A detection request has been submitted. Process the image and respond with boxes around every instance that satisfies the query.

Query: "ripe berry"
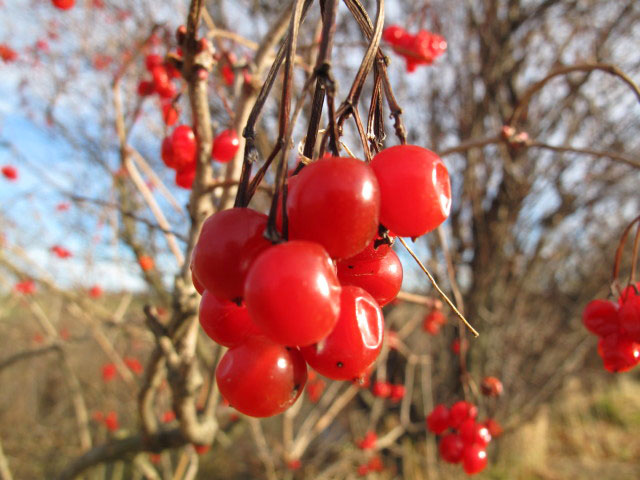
[619,288,640,342]
[102,363,117,382]
[52,0,75,10]
[462,444,488,475]
[145,54,163,71]
[300,286,384,380]
[191,264,205,295]
[371,381,392,398]
[422,309,447,335]
[582,299,619,337]
[480,376,503,397]
[89,285,103,298]
[390,384,406,402]
[438,433,464,463]
[459,418,492,447]
[598,333,640,373]
[161,137,177,169]
[382,25,409,44]
[370,145,451,237]
[305,378,325,403]
[162,102,179,126]
[215,336,307,417]
[426,404,450,434]
[175,164,196,189]
[245,241,341,346]
[343,233,393,263]
[104,411,119,431]
[357,431,377,450]
[337,248,403,306]
[137,80,155,97]
[193,208,270,302]
[287,156,380,259]
[484,418,503,438]
[170,125,197,169]
[449,401,478,429]
[138,255,154,271]
[199,291,261,348]
[211,129,240,163]
[1,165,18,181]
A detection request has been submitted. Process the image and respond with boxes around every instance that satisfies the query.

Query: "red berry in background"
[306,378,326,403]
[582,299,619,337]
[150,65,170,89]
[165,61,182,80]
[357,465,369,476]
[245,241,341,346]
[145,54,163,71]
[367,455,384,472]
[390,384,406,402]
[221,63,235,86]
[14,280,36,295]
[0,45,18,63]
[598,333,640,373]
[383,25,409,44]
[89,285,103,298]
[170,125,197,169]
[51,245,72,258]
[161,136,177,169]
[370,145,451,237]
[193,208,270,302]
[162,102,179,126]
[286,459,302,471]
[287,156,380,259]
[1,165,18,181]
[439,433,464,463]
[619,287,640,342]
[480,376,503,397]
[138,255,154,271]
[459,418,492,447]
[371,381,392,398]
[193,444,210,455]
[215,336,307,417]
[422,309,447,335]
[199,291,261,348]
[451,337,468,354]
[211,129,240,163]
[357,431,377,450]
[124,357,143,375]
[137,80,155,97]
[462,444,488,475]
[337,248,403,306]
[301,286,384,380]
[101,363,117,382]
[52,0,74,10]
[484,418,503,438]
[162,410,176,423]
[449,401,478,429]
[104,411,119,432]
[175,164,196,189]
[426,404,450,434]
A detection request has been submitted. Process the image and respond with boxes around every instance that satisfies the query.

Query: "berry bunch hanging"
[427,401,493,475]
[382,25,447,72]
[193,145,451,417]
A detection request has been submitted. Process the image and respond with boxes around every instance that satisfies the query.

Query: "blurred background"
[1,0,639,478]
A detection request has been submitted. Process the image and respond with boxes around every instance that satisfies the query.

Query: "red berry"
[480,376,503,397]
[462,444,488,475]
[343,233,393,263]
[449,401,477,429]
[598,333,640,373]
[161,136,177,169]
[162,102,179,126]
[305,378,326,403]
[211,129,240,163]
[459,418,492,447]
[215,336,307,417]
[1,165,18,181]
[52,0,74,10]
[287,157,380,259]
[357,431,377,450]
[89,285,103,298]
[199,291,261,347]
[175,164,196,189]
[138,255,154,271]
[367,455,384,472]
[438,433,464,463]
[426,404,450,434]
[193,208,270,302]
[124,357,143,375]
[382,25,409,45]
[337,248,403,306]
[104,411,119,431]
[423,309,446,334]
[484,418,503,438]
[301,286,384,380]
[221,63,235,86]
[371,381,392,398]
[145,54,163,71]
[137,80,155,97]
[357,465,369,476]
[170,125,197,169]
[151,65,170,89]
[582,299,619,337]
[370,145,451,237]
[193,444,210,455]
[245,241,341,346]
[619,288,640,342]
[102,363,117,382]
[390,384,406,402]
[191,263,205,295]
[14,280,36,295]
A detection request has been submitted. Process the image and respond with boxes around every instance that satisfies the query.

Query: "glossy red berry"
[245,241,341,346]
[598,333,640,373]
[449,401,478,429]
[462,444,488,475]
[191,264,205,295]
[193,208,270,302]
[1,165,18,181]
[480,376,503,397]
[439,433,464,463]
[422,309,446,335]
[459,418,492,447]
[301,286,384,380]
[52,0,75,10]
[215,336,307,417]
[426,404,450,434]
[582,299,619,337]
[175,164,196,189]
[170,125,197,169]
[390,384,406,402]
[145,54,163,71]
[343,233,393,263]
[287,156,380,259]
[357,431,377,450]
[382,25,409,45]
[199,290,261,347]
[211,129,240,163]
[337,248,403,306]
[371,381,392,398]
[370,145,451,237]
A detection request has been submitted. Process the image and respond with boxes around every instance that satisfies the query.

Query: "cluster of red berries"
[161,125,239,189]
[52,0,74,10]
[137,53,181,101]
[582,283,640,372]
[1,165,18,181]
[192,145,451,417]
[371,380,405,402]
[422,307,447,335]
[427,402,493,475]
[92,410,118,432]
[382,25,447,72]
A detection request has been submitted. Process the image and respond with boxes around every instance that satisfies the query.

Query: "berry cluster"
[422,307,447,335]
[382,25,447,72]
[582,283,640,372]
[427,402,493,475]
[137,53,181,101]
[193,145,451,417]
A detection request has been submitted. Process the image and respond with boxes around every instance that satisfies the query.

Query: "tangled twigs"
[397,237,479,337]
